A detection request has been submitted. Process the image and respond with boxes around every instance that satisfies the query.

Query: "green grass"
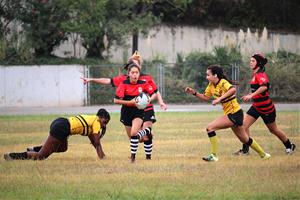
[0,111,299,200]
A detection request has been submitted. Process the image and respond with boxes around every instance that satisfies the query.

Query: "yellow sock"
[249,138,266,157]
[208,131,218,156]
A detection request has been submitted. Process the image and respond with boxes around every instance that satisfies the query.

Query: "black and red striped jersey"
[115,78,155,107]
[111,73,158,110]
[250,70,275,114]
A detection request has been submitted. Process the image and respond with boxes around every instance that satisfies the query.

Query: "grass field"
[0,111,299,200]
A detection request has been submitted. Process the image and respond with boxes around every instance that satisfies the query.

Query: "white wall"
[54,25,300,63]
[0,65,86,107]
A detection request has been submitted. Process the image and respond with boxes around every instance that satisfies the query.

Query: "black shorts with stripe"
[120,106,144,126]
[227,109,244,127]
[49,118,70,141]
[247,106,276,124]
[144,107,156,123]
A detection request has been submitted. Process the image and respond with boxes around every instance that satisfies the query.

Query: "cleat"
[146,155,151,160]
[130,154,136,163]
[4,153,13,161]
[233,149,249,156]
[262,153,271,160]
[285,143,296,155]
[4,152,27,160]
[202,154,218,162]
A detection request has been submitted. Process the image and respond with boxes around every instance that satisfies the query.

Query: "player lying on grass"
[185,65,271,162]
[114,62,156,162]
[4,109,110,160]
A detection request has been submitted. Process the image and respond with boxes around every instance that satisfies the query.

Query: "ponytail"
[207,65,232,84]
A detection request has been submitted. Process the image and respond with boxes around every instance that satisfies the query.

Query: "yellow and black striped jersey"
[68,115,101,136]
[204,79,241,115]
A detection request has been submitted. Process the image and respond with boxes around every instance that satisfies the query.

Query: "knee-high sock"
[137,127,152,139]
[208,131,217,156]
[246,138,266,157]
[130,135,139,156]
[144,140,152,158]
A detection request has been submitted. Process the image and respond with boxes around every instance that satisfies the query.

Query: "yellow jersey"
[68,115,101,136]
[204,79,241,115]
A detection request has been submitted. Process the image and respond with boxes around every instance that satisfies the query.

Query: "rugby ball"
[135,92,149,109]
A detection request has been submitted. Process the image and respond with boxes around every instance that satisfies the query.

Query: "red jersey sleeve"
[146,76,158,93]
[144,82,155,96]
[140,74,158,93]
[255,72,269,86]
[115,83,125,99]
[111,74,126,87]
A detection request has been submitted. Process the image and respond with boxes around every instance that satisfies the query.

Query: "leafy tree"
[0,0,22,38]
[62,0,161,59]
[18,0,69,57]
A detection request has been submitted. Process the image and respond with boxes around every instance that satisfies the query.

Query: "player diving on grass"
[81,51,167,160]
[185,65,271,162]
[4,109,110,160]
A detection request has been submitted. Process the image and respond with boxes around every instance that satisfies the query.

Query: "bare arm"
[114,98,136,107]
[88,134,105,159]
[242,85,267,102]
[81,77,111,85]
[185,87,210,101]
[148,93,157,104]
[156,91,167,110]
[212,87,236,106]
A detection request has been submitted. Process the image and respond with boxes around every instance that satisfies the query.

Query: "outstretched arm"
[88,134,105,159]
[81,77,111,85]
[185,87,210,101]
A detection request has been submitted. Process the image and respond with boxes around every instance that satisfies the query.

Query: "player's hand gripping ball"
[135,92,149,109]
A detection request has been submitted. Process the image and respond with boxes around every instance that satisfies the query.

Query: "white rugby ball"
[135,92,149,109]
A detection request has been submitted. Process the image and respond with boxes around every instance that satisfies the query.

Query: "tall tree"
[18,0,69,57]
[62,0,161,59]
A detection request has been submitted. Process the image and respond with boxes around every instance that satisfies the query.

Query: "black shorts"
[228,109,244,127]
[144,108,156,123]
[120,106,144,126]
[49,118,70,141]
[247,106,276,124]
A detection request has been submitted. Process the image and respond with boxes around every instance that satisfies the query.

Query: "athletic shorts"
[120,106,144,126]
[144,107,156,123]
[227,109,244,127]
[247,106,276,124]
[49,118,70,141]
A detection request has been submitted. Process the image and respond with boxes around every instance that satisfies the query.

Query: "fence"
[86,61,300,105]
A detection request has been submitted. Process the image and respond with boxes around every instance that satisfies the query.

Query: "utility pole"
[132,31,138,54]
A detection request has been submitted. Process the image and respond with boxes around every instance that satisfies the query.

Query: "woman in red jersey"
[114,62,157,162]
[234,53,296,155]
[81,52,167,160]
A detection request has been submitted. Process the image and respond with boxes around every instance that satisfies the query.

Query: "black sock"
[130,136,139,158]
[242,143,249,153]
[32,145,43,152]
[144,140,153,159]
[283,139,292,149]
[9,152,28,160]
